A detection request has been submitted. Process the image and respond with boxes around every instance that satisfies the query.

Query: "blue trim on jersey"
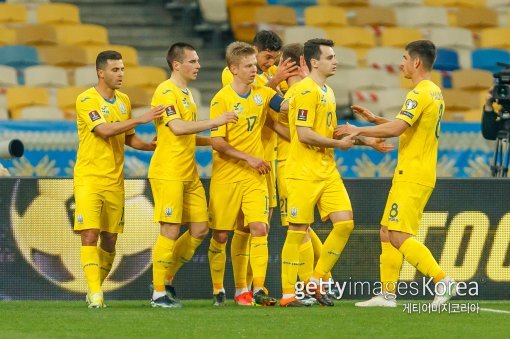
[269,94,284,112]
[231,85,251,99]
[103,96,116,104]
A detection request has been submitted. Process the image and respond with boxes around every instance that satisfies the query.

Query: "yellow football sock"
[152,235,176,292]
[380,241,403,294]
[97,247,116,285]
[309,228,332,280]
[208,238,227,294]
[398,238,445,283]
[281,230,307,294]
[165,231,203,285]
[250,235,269,290]
[246,260,253,289]
[298,238,314,282]
[231,230,250,289]
[313,220,354,279]
[81,246,101,294]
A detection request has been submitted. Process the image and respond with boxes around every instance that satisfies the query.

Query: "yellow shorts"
[74,186,124,233]
[266,159,277,209]
[277,160,289,226]
[380,181,433,236]
[286,176,352,225]
[149,176,208,224]
[209,176,269,231]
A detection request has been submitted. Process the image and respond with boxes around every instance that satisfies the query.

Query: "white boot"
[431,277,457,308]
[355,293,396,308]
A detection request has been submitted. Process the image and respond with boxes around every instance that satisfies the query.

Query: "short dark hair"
[96,50,122,70]
[226,41,256,67]
[405,40,436,71]
[166,42,196,71]
[303,38,334,71]
[252,30,282,52]
[282,43,303,65]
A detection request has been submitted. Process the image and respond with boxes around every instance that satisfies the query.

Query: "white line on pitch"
[480,307,510,314]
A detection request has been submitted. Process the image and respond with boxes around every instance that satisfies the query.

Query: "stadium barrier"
[1,178,508,300]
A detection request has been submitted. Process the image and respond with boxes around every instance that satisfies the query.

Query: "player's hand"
[351,105,377,124]
[275,57,299,83]
[215,111,238,127]
[150,136,157,149]
[335,132,358,150]
[365,137,395,153]
[246,156,271,175]
[334,123,358,139]
[139,105,165,123]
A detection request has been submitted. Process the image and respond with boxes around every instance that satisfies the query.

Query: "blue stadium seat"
[434,48,460,72]
[0,45,39,84]
[472,48,510,74]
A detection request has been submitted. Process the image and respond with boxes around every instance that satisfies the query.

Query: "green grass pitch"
[1,300,509,338]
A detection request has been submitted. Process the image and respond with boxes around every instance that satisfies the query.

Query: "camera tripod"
[491,130,510,177]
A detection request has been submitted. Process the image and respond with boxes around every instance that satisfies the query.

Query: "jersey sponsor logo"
[253,94,263,105]
[301,90,311,95]
[162,89,171,94]
[88,110,101,122]
[100,105,110,116]
[412,90,419,94]
[297,109,308,121]
[405,99,417,110]
[211,101,219,106]
[165,105,177,116]
[399,110,414,119]
[233,102,244,114]
[119,102,127,114]
[80,97,90,102]
[182,98,190,107]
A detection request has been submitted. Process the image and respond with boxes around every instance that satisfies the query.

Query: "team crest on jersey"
[253,94,263,106]
[100,105,110,116]
[76,214,84,224]
[297,109,308,121]
[290,207,298,218]
[405,99,417,110]
[88,110,101,122]
[165,207,173,217]
[166,105,177,116]
[119,102,126,114]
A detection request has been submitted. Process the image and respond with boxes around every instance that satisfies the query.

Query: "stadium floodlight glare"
[0,139,24,159]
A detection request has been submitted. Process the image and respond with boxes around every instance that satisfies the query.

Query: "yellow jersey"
[74,87,133,190]
[222,65,288,162]
[285,77,338,180]
[148,79,199,181]
[277,81,300,161]
[394,79,444,188]
[210,84,277,183]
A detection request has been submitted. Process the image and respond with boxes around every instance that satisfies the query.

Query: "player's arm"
[352,136,395,153]
[297,126,356,150]
[94,105,165,140]
[351,105,391,125]
[210,137,270,175]
[125,133,156,151]
[335,120,408,138]
[264,114,290,141]
[168,112,238,136]
[196,135,211,146]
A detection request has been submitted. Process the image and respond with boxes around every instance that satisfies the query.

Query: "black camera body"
[483,63,510,140]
